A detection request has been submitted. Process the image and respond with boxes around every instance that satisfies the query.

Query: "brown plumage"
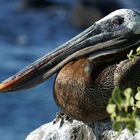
[54,58,116,122]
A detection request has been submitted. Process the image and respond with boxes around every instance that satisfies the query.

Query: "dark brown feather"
[54,58,118,122]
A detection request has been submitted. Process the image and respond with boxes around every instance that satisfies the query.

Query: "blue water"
[0,0,79,139]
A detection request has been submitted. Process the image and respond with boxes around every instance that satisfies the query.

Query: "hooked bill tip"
[0,83,4,91]
[0,83,9,92]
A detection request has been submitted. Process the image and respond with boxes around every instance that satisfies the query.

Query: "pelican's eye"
[112,16,124,25]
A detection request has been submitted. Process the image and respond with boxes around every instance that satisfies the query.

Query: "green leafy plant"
[107,47,140,132]
[127,46,140,63]
[107,87,140,132]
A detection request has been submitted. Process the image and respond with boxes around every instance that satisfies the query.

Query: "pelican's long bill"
[1,9,140,92]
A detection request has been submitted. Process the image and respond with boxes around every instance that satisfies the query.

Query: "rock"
[25,113,140,140]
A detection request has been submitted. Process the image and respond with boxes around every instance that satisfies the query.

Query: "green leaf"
[111,112,117,120]
[123,100,130,112]
[112,87,122,110]
[136,101,140,108]
[124,88,133,100]
[135,118,140,130]
[126,121,135,131]
[137,87,140,92]
[135,92,140,101]
[136,52,140,56]
[127,50,133,59]
[136,47,140,53]
[113,121,122,132]
[123,88,133,111]
[108,98,114,104]
[130,97,134,106]
[106,104,116,114]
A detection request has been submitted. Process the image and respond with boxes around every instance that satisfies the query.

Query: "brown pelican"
[0,9,140,122]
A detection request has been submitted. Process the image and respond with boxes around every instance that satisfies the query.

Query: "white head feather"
[96,9,140,34]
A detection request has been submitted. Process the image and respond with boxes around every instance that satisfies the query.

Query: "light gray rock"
[26,113,140,140]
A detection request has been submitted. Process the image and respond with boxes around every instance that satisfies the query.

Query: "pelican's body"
[1,9,140,122]
[55,58,117,122]
[54,55,140,122]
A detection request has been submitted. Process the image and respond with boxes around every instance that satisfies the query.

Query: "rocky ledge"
[26,113,140,140]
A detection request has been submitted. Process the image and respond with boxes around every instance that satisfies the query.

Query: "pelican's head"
[97,9,140,34]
